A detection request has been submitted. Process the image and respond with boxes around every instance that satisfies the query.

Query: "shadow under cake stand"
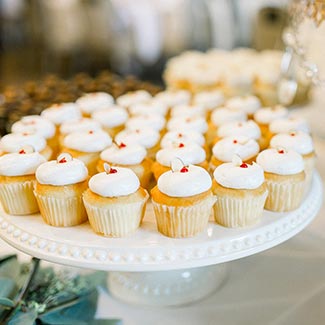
[0,172,323,306]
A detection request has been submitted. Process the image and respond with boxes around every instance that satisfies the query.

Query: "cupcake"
[125,115,165,133]
[0,146,46,215]
[151,159,216,238]
[91,106,128,137]
[75,92,114,117]
[152,142,208,180]
[167,116,208,134]
[97,142,152,188]
[160,130,205,148]
[128,100,168,117]
[59,118,102,147]
[256,148,305,212]
[116,90,152,108]
[115,127,161,160]
[41,103,81,126]
[61,129,112,175]
[34,153,88,226]
[269,117,310,136]
[210,136,260,171]
[192,90,224,111]
[11,115,56,157]
[270,131,315,190]
[0,132,52,160]
[83,164,149,237]
[154,90,191,108]
[170,104,206,118]
[225,95,261,118]
[212,156,268,227]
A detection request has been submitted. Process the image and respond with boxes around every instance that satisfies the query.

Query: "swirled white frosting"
[270,131,314,155]
[212,136,259,162]
[192,90,225,110]
[157,165,212,197]
[89,167,140,197]
[156,143,206,167]
[256,148,304,175]
[116,90,152,108]
[253,105,288,125]
[36,158,88,186]
[92,106,128,128]
[211,107,247,127]
[170,104,206,118]
[154,90,191,107]
[41,103,81,125]
[226,96,261,115]
[115,128,160,149]
[167,116,208,134]
[160,131,205,148]
[0,152,46,176]
[125,115,165,131]
[60,118,102,135]
[213,161,265,189]
[269,117,310,134]
[76,92,114,114]
[100,143,146,165]
[128,100,168,116]
[217,120,261,140]
[0,133,46,153]
[63,130,112,152]
[11,116,55,139]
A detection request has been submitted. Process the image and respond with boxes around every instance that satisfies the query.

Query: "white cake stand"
[0,173,323,306]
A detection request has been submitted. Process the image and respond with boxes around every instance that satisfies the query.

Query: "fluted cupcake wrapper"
[83,194,148,237]
[152,196,217,238]
[213,191,268,228]
[0,180,39,215]
[34,192,87,227]
[264,178,305,212]
[304,155,316,192]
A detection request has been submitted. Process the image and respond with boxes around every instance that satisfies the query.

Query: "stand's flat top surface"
[0,172,322,271]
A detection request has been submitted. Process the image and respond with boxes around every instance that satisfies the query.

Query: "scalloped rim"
[0,172,322,271]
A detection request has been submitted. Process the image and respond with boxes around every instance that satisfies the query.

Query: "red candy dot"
[59,157,67,163]
[180,166,189,173]
[278,149,285,154]
[240,163,248,168]
[178,143,185,148]
[135,129,140,133]
[119,142,127,148]
[88,130,94,134]
[19,149,26,154]
[109,168,117,174]
[22,133,29,136]
[185,118,191,123]
[178,133,183,138]
[238,123,242,127]
[290,132,296,137]
[233,139,238,144]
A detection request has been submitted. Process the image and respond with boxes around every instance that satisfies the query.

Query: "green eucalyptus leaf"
[0,297,15,308]
[0,255,17,265]
[90,320,123,325]
[0,278,16,298]
[7,309,38,325]
[0,256,20,279]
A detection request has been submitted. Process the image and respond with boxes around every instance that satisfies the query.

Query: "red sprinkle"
[185,118,191,123]
[238,123,243,127]
[22,133,29,136]
[278,149,285,154]
[233,140,238,144]
[19,149,26,154]
[178,133,183,138]
[178,143,185,148]
[119,142,126,148]
[240,163,248,168]
[135,129,140,133]
[109,168,117,174]
[180,166,189,173]
[59,157,67,163]
[88,130,94,134]
[290,132,296,136]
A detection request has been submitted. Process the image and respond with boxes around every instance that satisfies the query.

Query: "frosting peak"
[41,103,81,125]
[76,92,114,114]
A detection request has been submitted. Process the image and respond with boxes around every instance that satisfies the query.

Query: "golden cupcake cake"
[83,164,149,237]
[256,148,305,212]
[212,156,268,227]
[34,153,88,226]
[151,159,216,238]
[0,146,46,215]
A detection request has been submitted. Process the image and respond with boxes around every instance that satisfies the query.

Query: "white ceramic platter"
[0,173,323,272]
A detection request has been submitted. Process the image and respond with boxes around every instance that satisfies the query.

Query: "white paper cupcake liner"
[213,191,268,228]
[34,192,87,227]
[0,180,39,215]
[83,194,148,237]
[152,196,217,238]
[264,177,305,212]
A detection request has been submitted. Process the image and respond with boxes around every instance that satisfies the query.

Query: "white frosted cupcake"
[83,164,149,237]
[125,115,165,133]
[170,104,206,118]
[115,127,161,160]
[128,100,168,117]
[256,148,305,212]
[154,90,191,108]
[167,116,208,134]
[61,129,112,175]
[151,160,216,238]
[269,117,310,136]
[192,90,224,111]
[0,146,46,215]
[0,132,52,160]
[210,136,260,171]
[160,130,205,148]
[116,90,152,108]
[212,156,268,227]
[34,153,88,227]
[41,103,81,126]
[76,92,114,117]
[226,95,261,117]
[152,142,208,180]
[97,142,152,188]
[270,131,315,190]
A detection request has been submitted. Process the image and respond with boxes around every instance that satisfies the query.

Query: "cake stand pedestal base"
[108,264,228,306]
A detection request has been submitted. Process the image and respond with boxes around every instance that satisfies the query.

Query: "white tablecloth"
[1,93,325,325]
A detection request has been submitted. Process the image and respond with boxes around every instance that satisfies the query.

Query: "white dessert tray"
[0,172,323,272]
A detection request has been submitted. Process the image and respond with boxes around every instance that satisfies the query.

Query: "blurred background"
[0,0,288,87]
